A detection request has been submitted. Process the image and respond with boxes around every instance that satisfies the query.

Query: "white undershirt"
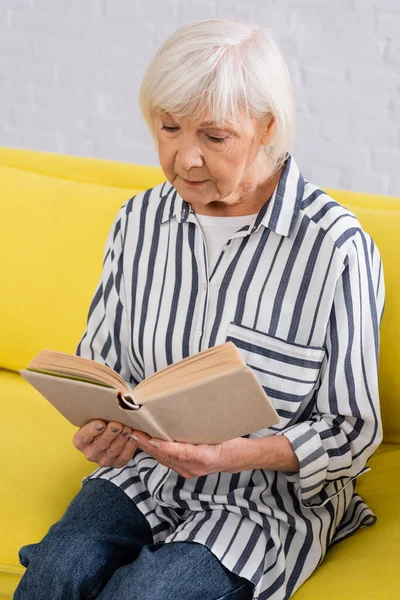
[195,213,258,273]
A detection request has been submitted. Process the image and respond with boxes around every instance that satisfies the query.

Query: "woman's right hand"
[73,419,138,468]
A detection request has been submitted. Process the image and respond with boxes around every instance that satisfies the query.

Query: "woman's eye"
[207,135,226,144]
[161,125,179,132]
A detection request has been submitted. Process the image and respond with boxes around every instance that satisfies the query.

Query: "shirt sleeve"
[282,229,385,507]
[75,205,134,385]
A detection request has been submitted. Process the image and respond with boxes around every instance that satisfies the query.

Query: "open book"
[20,342,279,444]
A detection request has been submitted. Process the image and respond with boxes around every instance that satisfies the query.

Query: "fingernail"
[95,424,105,431]
[121,430,128,437]
[149,440,160,448]
[111,427,121,433]
[129,434,139,442]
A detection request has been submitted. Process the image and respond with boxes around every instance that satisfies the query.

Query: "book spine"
[119,393,141,410]
[133,405,174,442]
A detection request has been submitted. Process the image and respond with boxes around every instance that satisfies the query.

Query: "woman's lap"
[14,478,254,600]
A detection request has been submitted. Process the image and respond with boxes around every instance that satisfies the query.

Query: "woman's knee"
[15,533,115,600]
[97,542,254,600]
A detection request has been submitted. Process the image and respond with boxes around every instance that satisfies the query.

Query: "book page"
[27,349,130,392]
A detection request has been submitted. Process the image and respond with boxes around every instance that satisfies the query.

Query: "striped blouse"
[76,155,385,600]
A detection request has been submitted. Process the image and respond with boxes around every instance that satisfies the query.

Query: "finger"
[73,420,107,451]
[91,421,124,452]
[105,426,133,459]
[111,437,138,468]
[148,439,198,462]
[97,433,136,468]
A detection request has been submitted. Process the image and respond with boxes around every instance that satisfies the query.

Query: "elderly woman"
[15,18,384,600]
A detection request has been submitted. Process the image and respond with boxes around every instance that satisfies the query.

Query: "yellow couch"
[0,147,399,600]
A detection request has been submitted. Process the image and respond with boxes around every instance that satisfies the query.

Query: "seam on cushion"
[0,163,143,191]
[0,563,25,576]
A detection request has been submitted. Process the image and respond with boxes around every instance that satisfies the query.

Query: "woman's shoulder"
[299,179,365,254]
[111,180,176,231]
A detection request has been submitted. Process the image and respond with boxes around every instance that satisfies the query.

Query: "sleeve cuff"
[282,423,369,508]
[282,423,329,506]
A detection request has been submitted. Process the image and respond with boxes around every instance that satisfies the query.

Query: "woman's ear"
[261,115,276,146]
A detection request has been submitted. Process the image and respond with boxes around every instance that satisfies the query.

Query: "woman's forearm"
[236,435,300,473]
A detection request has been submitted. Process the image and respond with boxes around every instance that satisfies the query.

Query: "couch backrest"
[1,148,399,443]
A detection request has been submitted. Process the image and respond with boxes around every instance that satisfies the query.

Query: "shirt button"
[222,244,229,251]
[195,330,202,339]
[202,283,208,292]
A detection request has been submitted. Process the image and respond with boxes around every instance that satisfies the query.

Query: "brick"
[0,81,33,106]
[348,95,390,120]
[319,117,350,143]
[7,0,32,7]
[34,0,103,13]
[14,105,85,133]
[63,137,97,159]
[293,8,375,38]
[0,56,56,85]
[106,0,177,20]
[385,40,400,67]
[32,36,89,63]
[31,85,97,114]
[321,116,399,147]
[305,164,345,191]
[308,88,353,118]
[93,67,140,95]
[287,0,353,6]
[95,92,138,121]
[297,141,370,171]
[371,0,400,9]
[390,98,400,120]
[387,176,400,198]
[0,32,34,58]
[0,104,15,129]
[175,0,217,24]
[221,1,280,25]
[83,115,142,141]
[348,68,400,94]
[302,67,347,87]
[93,140,136,163]
[9,7,80,38]
[294,114,319,140]
[345,169,389,196]
[77,14,144,51]
[372,148,400,173]
[296,13,383,67]
[0,8,10,30]
[0,126,19,148]
[376,14,400,39]
[14,128,66,153]
[55,62,97,89]
[292,82,309,115]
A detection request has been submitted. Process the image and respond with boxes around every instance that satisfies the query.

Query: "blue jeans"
[14,479,254,600]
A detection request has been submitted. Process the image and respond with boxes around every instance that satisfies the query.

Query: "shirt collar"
[158,155,305,239]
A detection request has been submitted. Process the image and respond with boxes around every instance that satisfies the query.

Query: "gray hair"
[139,18,295,171]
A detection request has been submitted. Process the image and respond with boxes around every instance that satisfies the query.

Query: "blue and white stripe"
[76,155,384,600]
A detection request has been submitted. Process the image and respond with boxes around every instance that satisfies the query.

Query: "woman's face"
[155,109,276,215]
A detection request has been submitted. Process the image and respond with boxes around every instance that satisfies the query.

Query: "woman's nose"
[175,144,204,171]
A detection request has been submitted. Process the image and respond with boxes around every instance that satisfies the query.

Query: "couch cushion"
[330,201,400,443]
[0,147,165,190]
[1,369,400,599]
[293,442,400,599]
[0,369,94,596]
[0,164,161,373]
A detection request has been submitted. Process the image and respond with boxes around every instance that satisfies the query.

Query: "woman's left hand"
[130,430,254,478]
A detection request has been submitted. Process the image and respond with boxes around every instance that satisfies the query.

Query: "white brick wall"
[1,0,400,196]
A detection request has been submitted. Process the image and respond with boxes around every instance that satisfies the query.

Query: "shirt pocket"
[225,322,325,434]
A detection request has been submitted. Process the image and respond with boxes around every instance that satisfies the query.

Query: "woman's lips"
[182,178,207,186]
